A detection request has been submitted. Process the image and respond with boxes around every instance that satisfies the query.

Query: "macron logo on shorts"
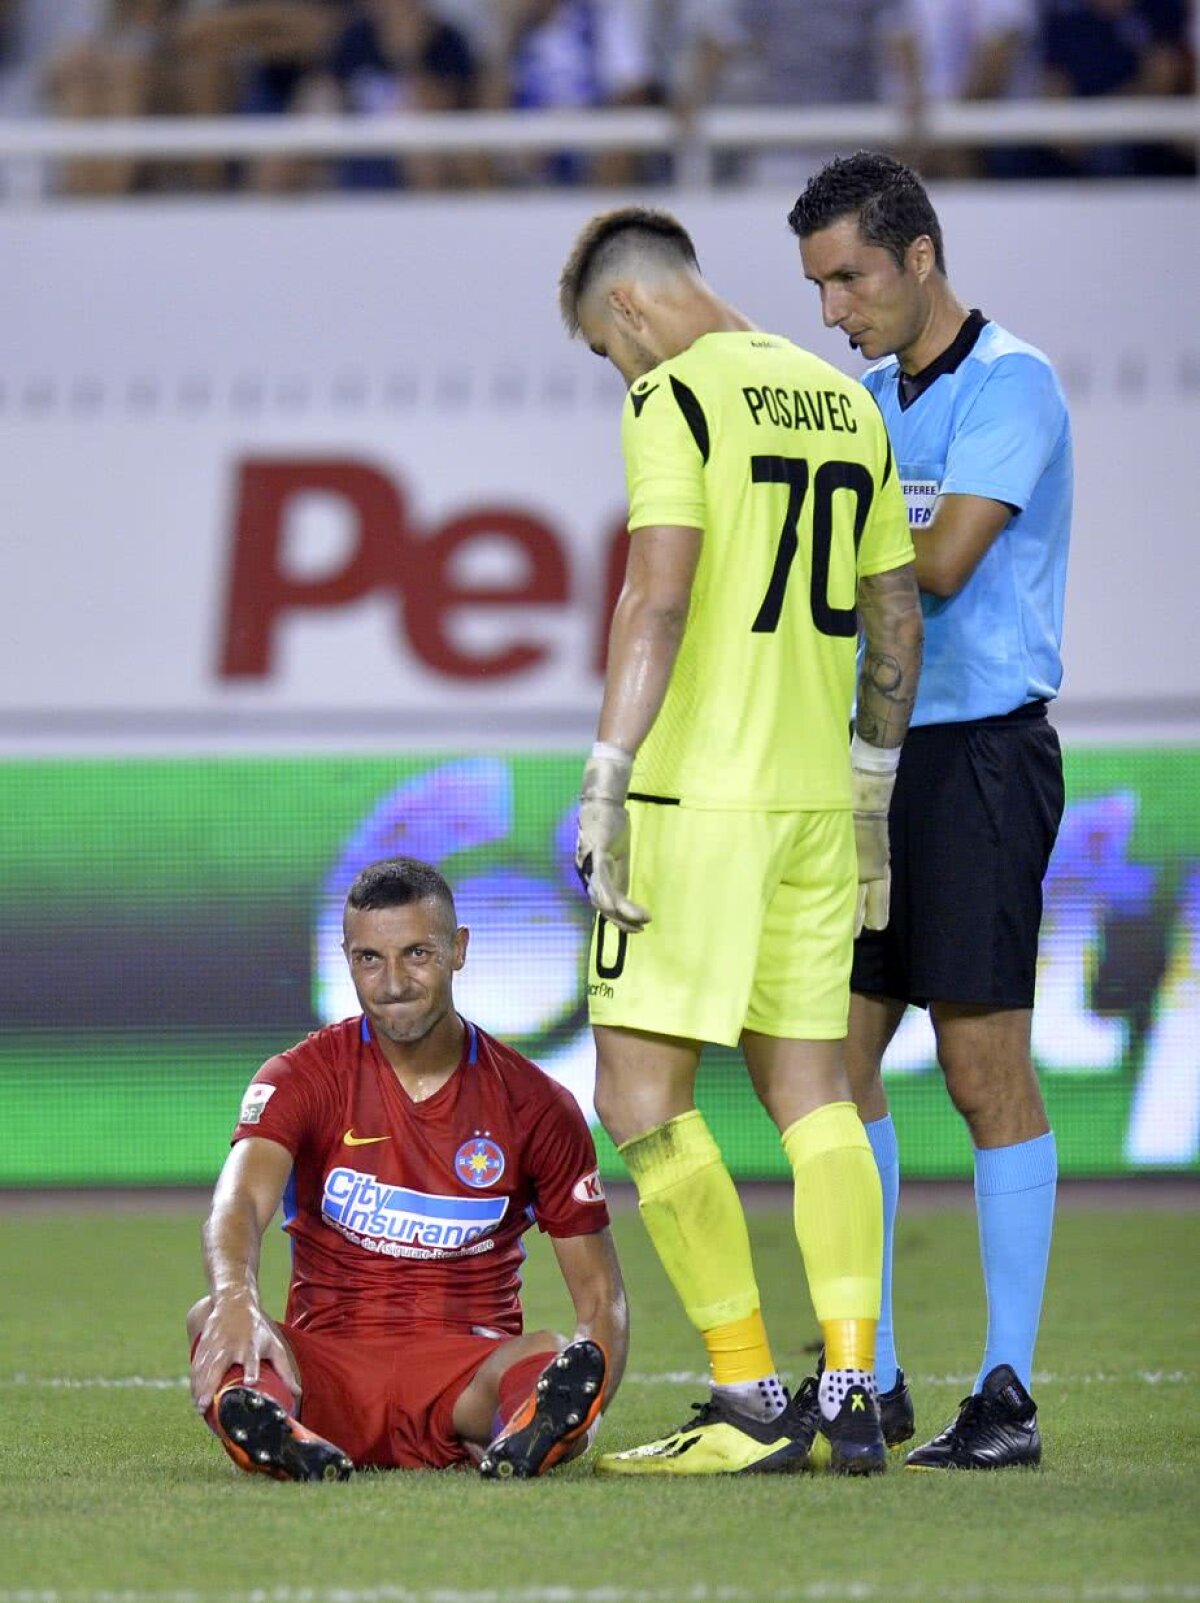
[322,1167,508,1253]
[572,1169,606,1204]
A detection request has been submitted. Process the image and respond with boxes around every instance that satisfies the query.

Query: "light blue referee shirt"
[863,312,1072,726]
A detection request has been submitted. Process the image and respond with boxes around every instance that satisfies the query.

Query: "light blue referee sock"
[974,1131,1058,1393]
[864,1114,900,1393]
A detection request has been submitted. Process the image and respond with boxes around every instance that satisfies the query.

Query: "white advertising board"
[4,185,1198,744]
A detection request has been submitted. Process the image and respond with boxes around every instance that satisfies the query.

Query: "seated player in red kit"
[188,856,628,1480]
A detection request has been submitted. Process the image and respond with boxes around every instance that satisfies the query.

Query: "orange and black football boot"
[478,1340,607,1480]
[215,1384,353,1482]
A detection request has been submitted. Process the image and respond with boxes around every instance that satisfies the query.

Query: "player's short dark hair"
[559,206,700,335]
[786,151,946,275]
[344,858,457,921]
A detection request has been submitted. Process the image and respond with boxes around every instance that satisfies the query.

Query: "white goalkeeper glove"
[576,744,651,934]
[850,734,901,937]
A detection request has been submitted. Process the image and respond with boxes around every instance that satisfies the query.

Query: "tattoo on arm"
[855,563,924,749]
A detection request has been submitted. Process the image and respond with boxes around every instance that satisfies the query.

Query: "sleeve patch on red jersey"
[238,1083,276,1125]
[572,1169,606,1204]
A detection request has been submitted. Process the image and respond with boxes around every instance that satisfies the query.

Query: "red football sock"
[493,1349,558,1437]
[202,1361,298,1438]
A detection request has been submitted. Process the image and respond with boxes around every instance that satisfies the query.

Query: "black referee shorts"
[851,701,1065,1009]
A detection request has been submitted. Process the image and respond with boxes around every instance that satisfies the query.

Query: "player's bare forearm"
[553,1229,630,1399]
[192,1193,272,1409]
[193,1140,301,1407]
[586,1264,631,1398]
[576,1295,629,1402]
[596,525,700,755]
[856,562,924,749]
[597,592,686,754]
[203,1189,267,1306]
[202,1137,292,1306]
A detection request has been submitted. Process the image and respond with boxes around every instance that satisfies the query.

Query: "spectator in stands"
[43,0,174,195]
[884,0,1041,177]
[672,0,903,186]
[1040,0,1194,176]
[175,1,478,191]
[312,0,479,190]
[0,0,19,69]
[1,1,99,118]
[482,0,655,186]
[173,2,348,190]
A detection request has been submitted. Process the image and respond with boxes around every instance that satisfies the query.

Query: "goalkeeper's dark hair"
[345,857,457,921]
[559,207,701,335]
[787,151,946,275]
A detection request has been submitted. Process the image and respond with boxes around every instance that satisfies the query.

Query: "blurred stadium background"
[2,0,1199,1191]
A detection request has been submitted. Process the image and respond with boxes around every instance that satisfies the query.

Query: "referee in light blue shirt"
[788,152,1071,1471]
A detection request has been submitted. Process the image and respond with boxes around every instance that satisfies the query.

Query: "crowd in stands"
[0,0,1193,194]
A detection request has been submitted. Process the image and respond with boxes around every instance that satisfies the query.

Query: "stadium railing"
[0,97,1196,196]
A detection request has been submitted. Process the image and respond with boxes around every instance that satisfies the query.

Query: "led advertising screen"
[1,749,1196,1185]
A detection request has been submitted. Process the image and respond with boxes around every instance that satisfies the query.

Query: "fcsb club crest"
[455,1136,506,1189]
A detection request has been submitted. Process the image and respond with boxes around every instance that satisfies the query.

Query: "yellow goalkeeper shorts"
[585,804,856,1047]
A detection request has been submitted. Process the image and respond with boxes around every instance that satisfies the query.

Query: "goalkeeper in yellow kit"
[558,208,924,1475]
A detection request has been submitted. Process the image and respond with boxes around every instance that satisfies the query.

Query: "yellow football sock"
[621,1112,774,1381]
[821,1317,878,1373]
[782,1101,883,1372]
[703,1309,778,1387]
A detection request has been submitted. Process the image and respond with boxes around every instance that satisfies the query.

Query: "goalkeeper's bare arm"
[855,563,924,753]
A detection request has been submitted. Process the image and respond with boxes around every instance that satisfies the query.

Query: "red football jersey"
[232,1016,609,1339]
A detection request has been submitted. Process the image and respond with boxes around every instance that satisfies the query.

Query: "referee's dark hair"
[345,857,456,920]
[559,207,701,336]
[787,151,946,276]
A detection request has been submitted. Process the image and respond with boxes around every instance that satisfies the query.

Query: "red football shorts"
[281,1324,504,1469]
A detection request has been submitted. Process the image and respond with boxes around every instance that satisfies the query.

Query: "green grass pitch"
[1,1193,1196,1603]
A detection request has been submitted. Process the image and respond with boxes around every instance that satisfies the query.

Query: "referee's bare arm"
[855,563,924,750]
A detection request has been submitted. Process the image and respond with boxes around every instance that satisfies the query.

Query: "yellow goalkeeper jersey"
[621,330,913,809]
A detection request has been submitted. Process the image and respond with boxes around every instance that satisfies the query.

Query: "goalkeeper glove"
[576,744,651,934]
[850,734,900,936]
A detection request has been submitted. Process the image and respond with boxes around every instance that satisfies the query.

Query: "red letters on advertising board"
[220,458,626,681]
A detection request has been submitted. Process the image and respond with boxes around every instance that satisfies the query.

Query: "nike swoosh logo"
[343,1129,390,1147]
[630,383,659,418]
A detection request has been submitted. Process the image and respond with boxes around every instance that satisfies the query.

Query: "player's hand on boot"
[576,748,650,935]
[191,1290,301,1412]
